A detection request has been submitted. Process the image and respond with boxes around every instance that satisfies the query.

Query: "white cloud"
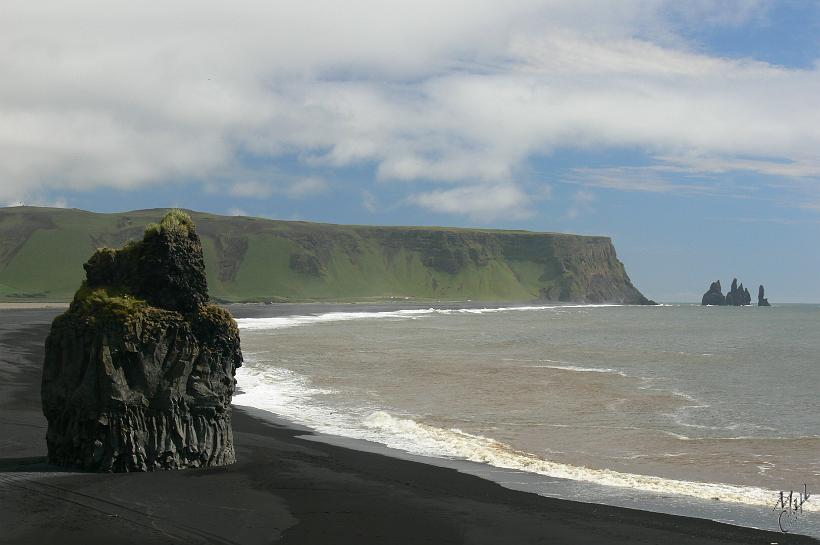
[227,207,248,217]
[657,154,820,178]
[285,176,329,199]
[227,177,328,200]
[568,166,717,194]
[230,181,274,199]
[6,196,69,208]
[3,0,818,211]
[408,183,533,221]
[667,0,770,28]
[567,154,820,199]
[566,190,596,219]
[362,190,378,213]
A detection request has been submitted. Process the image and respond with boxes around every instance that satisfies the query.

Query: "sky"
[2,0,820,302]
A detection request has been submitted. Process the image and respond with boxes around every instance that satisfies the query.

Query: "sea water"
[233,303,820,537]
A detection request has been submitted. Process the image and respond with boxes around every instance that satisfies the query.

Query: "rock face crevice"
[42,211,242,471]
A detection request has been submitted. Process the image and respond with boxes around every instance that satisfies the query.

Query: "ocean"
[233,303,820,537]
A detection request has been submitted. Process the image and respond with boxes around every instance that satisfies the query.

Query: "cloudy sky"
[2,0,820,301]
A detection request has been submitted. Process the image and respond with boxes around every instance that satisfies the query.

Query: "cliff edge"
[41,211,242,471]
[0,207,654,304]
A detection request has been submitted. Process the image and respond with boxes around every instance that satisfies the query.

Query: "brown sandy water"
[235,303,820,529]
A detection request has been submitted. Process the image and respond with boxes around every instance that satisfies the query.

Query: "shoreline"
[1,308,817,544]
[0,302,70,310]
[240,400,820,535]
[0,298,652,311]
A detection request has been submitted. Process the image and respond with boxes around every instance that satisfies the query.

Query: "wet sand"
[1,307,816,545]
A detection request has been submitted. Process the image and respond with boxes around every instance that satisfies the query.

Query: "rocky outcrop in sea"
[701,281,726,306]
[758,285,771,306]
[701,278,769,306]
[724,279,752,306]
[41,211,242,472]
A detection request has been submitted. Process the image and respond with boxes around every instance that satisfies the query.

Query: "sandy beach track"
[0,472,252,545]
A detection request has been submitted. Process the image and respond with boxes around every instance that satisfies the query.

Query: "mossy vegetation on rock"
[42,211,242,472]
[82,209,208,312]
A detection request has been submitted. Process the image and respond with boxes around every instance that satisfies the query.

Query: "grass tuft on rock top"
[80,209,209,312]
[143,209,193,241]
[59,210,211,326]
[160,209,194,236]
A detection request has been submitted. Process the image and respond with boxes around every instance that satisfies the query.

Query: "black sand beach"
[1,308,816,545]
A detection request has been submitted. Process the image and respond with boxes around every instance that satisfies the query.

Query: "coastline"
[0,302,69,310]
[1,308,816,544]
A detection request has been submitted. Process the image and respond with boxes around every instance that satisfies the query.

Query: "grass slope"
[0,207,650,304]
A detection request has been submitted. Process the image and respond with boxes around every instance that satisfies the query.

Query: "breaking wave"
[529,361,629,377]
[359,411,818,512]
[234,362,818,513]
[236,304,621,331]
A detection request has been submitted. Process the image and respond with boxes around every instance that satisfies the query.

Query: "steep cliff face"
[1,207,653,304]
[546,235,652,304]
[317,228,652,304]
[41,211,242,471]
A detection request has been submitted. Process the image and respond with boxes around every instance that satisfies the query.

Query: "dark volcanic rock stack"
[42,211,242,472]
[758,285,771,306]
[724,278,752,306]
[701,280,726,306]
[701,277,767,306]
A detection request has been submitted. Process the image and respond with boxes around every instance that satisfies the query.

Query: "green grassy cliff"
[0,207,652,304]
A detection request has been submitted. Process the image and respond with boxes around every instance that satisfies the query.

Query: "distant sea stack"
[758,285,771,306]
[701,281,726,306]
[701,278,770,306]
[41,211,242,472]
[724,278,752,306]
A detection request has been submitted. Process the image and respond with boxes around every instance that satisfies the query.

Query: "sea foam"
[234,362,817,513]
[236,304,620,331]
[234,304,818,514]
[529,361,629,377]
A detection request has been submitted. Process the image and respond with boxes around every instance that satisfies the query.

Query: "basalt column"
[41,211,242,472]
